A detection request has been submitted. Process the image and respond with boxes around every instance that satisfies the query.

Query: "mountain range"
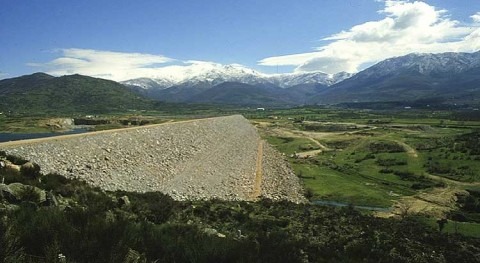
[311,51,480,105]
[122,63,351,89]
[121,51,480,106]
[2,51,480,112]
[121,63,351,105]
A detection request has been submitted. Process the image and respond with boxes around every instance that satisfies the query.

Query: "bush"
[379,168,393,174]
[5,155,29,166]
[18,186,41,203]
[376,158,407,167]
[20,162,41,179]
[368,141,405,153]
[304,188,314,199]
[125,192,176,224]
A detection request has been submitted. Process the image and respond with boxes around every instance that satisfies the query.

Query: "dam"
[1,115,305,203]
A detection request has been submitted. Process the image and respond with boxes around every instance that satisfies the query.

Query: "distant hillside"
[311,52,480,106]
[189,82,297,106]
[4,51,480,112]
[121,63,351,105]
[123,51,480,107]
[0,73,155,115]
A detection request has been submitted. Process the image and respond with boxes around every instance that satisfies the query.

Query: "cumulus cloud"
[28,48,176,81]
[472,12,480,23]
[28,49,260,82]
[259,0,480,74]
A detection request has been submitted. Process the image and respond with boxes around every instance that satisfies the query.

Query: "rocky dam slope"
[1,115,305,203]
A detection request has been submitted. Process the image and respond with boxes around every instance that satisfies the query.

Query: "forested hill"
[0,73,155,115]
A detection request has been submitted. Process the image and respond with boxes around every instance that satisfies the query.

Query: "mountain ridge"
[3,51,480,109]
[310,51,480,105]
[121,63,352,90]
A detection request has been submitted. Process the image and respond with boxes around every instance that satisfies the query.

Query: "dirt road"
[250,141,264,200]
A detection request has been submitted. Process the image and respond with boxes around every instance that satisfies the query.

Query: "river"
[0,128,89,143]
[312,200,391,212]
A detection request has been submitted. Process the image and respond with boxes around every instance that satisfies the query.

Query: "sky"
[1,0,479,81]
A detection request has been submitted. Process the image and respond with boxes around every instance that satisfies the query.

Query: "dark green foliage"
[0,218,27,262]
[301,123,357,132]
[354,153,375,163]
[368,141,405,153]
[0,169,479,262]
[121,191,175,224]
[0,73,156,115]
[462,190,480,213]
[39,173,70,191]
[455,131,480,155]
[376,158,407,167]
[391,171,444,189]
[17,186,41,203]
[449,190,480,223]
[379,168,394,174]
[278,137,294,143]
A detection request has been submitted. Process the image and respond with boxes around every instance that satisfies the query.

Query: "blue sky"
[1,0,479,81]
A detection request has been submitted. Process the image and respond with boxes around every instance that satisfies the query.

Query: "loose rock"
[1,115,305,202]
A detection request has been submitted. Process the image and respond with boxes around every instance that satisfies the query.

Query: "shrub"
[376,158,407,167]
[368,141,404,153]
[20,162,41,179]
[18,186,41,203]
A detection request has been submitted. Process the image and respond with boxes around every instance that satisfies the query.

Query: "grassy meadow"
[251,107,480,236]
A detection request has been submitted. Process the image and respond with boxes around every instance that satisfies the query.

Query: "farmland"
[251,107,480,235]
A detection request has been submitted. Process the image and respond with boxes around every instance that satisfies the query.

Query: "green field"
[415,216,480,238]
[253,107,480,229]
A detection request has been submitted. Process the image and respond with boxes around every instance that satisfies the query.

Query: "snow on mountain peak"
[364,51,480,78]
[121,62,352,90]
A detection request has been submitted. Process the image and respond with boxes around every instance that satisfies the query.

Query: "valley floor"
[251,107,480,237]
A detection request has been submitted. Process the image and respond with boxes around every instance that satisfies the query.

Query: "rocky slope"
[1,115,306,203]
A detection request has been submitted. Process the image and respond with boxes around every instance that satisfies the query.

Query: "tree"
[436,218,448,232]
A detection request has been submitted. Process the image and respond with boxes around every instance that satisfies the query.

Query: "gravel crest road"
[1,115,305,202]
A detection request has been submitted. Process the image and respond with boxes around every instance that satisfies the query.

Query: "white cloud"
[259,0,480,74]
[28,48,176,81]
[28,49,261,82]
[472,12,480,23]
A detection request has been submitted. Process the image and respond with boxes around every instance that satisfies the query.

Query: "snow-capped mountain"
[358,51,480,79]
[121,63,270,89]
[122,78,175,90]
[122,51,480,106]
[311,51,480,105]
[177,64,271,87]
[268,71,353,88]
[121,63,352,90]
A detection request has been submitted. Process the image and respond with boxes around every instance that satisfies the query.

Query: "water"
[0,128,89,143]
[312,200,391,212]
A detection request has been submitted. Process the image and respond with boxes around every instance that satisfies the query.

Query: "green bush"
[18,186,41,203]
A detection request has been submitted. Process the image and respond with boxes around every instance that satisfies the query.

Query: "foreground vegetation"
[1,153,479,263]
